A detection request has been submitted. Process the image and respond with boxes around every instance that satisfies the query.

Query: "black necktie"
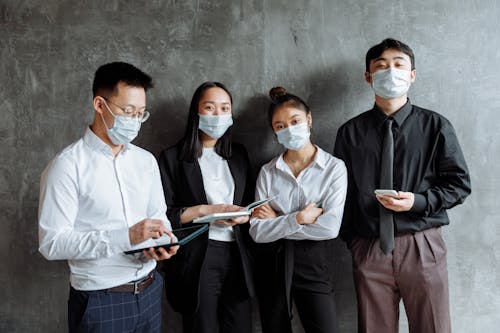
[379,119,394,255]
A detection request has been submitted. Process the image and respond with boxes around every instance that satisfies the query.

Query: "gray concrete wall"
[1,0,498,332]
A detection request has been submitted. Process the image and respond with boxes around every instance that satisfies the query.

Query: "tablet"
[124,224,209,255]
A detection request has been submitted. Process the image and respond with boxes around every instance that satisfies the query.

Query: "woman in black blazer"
[158,82,255,333]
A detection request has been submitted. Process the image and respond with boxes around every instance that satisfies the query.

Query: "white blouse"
[249,146,347,243]
[198,147,236,242]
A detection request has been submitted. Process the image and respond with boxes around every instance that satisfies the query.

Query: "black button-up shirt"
[334,101,471,243]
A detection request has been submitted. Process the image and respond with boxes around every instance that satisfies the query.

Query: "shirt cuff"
[109,228,131,252]
[409,193,427,214]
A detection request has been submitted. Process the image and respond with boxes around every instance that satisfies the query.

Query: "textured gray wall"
[1,0,499,332]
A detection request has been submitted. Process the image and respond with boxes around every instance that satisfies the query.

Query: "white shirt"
[38,128,171,290]
[249,146,347,243]
[198,147,235,242]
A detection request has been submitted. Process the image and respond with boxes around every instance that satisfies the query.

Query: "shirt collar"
[275,145,327,172]
[83,127,131,156]
[313,146,327,169]
[372,99,413,127]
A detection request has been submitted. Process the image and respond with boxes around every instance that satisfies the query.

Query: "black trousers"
[257,239,337,333]
[183,240,252,333]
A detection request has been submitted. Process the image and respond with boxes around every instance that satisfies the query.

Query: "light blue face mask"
[198,114,233,139]
[276,122,311,151]
[371,67,411,99]
[101,102,141,145]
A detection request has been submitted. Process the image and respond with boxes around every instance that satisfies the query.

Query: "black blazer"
[158,142,256,314]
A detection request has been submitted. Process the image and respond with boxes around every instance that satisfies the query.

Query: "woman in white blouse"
[250,87,347,333]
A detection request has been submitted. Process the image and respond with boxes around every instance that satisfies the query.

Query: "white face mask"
[101,102,141,145]
[198,114,233,139]
[371,67,411,99]
[276,122,311,151]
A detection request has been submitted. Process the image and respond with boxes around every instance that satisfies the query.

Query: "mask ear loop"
[99,99,116,130]
[100,113,111,130]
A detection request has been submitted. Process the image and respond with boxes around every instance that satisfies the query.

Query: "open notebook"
[192,196,276,223]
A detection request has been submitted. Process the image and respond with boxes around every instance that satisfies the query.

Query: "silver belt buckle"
[133,272,152,294]
[134,281,140,294]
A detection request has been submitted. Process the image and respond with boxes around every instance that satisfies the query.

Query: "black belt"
[107,271,155,294]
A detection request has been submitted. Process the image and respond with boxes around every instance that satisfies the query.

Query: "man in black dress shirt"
[334,38,471,333]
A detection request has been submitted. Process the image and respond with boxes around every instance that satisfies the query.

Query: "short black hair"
[365,38,415,72]
[179,81,233,162]
[92,62,153,97]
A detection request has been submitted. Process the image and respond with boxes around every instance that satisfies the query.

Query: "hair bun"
[269,86,287,101]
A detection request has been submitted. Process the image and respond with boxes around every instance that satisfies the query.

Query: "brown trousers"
[351,227,451,333]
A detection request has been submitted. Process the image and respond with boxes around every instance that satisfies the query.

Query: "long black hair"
[179,81,233,162]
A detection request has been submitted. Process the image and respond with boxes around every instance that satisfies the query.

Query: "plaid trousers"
[68,270,163,333]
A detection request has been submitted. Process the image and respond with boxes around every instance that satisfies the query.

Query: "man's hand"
[296,202,323,225]
[142,230,179,261]
[252,204,278,219]
[376,191,414,212]
[129,218,169,245]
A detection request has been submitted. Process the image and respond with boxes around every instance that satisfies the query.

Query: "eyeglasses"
[102,97,150,123]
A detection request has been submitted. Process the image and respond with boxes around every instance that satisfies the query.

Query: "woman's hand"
[210,204,242,214]
[180,204,241,224]
[252,204,278,219]
[296,202,323,225]
[216,215,249,226]
[214,204,247,226]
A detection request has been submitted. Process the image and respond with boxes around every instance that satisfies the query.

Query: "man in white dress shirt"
[38,62,178,333]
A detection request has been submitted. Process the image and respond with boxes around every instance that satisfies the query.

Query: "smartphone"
[374,189,399,198]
